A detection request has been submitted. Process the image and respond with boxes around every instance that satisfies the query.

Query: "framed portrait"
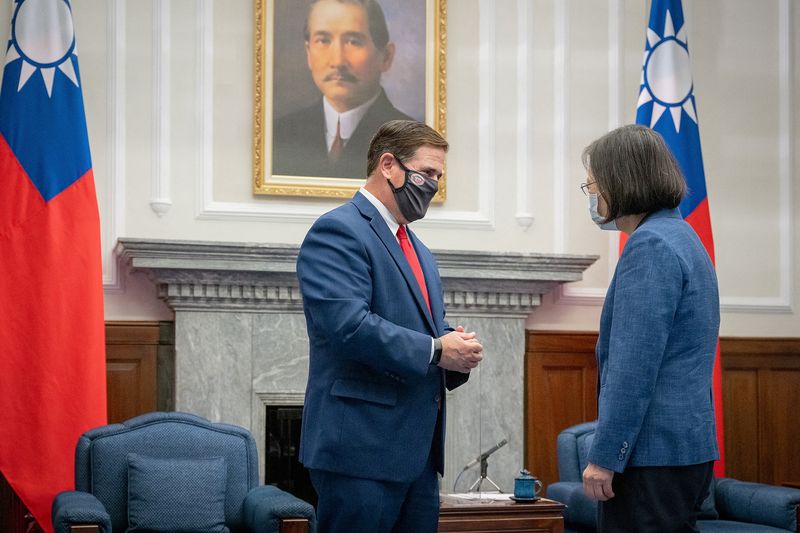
[253,0,447,201]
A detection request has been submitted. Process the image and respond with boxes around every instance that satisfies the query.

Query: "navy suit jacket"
[588,208,721,472]
[273,89,412,179]
[297,192,468,483]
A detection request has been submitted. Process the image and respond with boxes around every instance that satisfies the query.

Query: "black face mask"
[387,158,439,223]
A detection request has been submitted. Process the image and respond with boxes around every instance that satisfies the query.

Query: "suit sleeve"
[297,215,432,381]
[587,231,682,472]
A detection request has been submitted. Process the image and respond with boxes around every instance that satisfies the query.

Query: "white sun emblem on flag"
[5,0,79,98]
[636,9,697,133]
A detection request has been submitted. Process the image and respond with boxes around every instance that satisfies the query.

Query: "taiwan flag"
[632,0,725,476]
[0,1,107,531]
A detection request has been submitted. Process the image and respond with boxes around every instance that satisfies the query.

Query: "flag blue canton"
[0,0,91,203]
[635,0,707,218]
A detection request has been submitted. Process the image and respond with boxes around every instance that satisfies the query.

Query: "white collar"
[358,187,400,241]
[323,91,381,150]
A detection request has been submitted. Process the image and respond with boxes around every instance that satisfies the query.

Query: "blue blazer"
[296,192,468,483]
[587,208,720,472]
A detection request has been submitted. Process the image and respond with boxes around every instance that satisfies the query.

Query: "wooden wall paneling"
[105,322,167,424]
[525,332,598,489]
[720,338,800,485]
[106,343,156,423]
[768,368,800,485]
[721,369,760,482]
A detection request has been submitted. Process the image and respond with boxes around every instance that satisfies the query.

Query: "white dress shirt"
[324,92,381,151]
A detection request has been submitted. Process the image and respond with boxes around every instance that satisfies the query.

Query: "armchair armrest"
[244,485,316,533]
[715,477,800,532]
[52,491,111,533]
[546,481,597,529]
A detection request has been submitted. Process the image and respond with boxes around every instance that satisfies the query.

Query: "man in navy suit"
[273,0,414,179]
[297,120,483,532]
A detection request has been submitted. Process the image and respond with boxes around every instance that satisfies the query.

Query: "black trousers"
[598,461,714,533]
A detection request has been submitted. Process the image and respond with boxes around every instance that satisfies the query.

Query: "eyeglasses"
[579,181,596,196]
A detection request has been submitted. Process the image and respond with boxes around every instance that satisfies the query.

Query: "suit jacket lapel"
[353,194,437,334]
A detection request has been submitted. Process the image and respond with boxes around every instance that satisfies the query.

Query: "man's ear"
[378,152,395,179]
[381,42,396,72]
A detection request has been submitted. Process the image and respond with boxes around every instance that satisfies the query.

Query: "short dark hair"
[582,124,686,222]
[304,0,390,50]
[367,120,448,176]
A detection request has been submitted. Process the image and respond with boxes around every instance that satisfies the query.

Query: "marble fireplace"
[117,238,596,492]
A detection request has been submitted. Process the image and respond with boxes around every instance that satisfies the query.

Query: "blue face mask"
[589,193,618,231]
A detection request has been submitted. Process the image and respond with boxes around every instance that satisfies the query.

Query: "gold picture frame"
[253,0,447,201]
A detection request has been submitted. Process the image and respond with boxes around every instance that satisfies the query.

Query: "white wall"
[6,0,793,335]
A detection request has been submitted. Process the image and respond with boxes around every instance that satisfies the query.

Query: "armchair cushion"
[126,454,229,533]
[244,485,317,533]
[715,477,800,532]
[698,521,793,532]
[52,491,112,533]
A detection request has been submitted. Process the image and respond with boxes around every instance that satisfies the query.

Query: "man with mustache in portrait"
[272,0,413,179]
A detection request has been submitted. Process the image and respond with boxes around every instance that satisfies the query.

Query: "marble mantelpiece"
[116,238,597,491]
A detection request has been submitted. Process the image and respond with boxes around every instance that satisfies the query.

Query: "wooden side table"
[438,497,565,532]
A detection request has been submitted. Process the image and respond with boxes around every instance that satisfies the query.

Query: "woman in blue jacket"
[580,125,720,532]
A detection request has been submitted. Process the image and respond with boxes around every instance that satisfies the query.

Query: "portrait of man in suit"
[271,0,425,180]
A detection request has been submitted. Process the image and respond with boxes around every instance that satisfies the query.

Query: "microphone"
[462,438,508,470]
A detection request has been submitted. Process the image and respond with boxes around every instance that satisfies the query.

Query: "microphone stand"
[467,454,503,493]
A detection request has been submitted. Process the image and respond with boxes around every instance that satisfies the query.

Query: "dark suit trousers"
[309,449,439,533]
[598,461,714,533]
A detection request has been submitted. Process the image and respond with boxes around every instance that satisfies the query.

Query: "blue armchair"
[51,411,316,533]
[547,421,800,533]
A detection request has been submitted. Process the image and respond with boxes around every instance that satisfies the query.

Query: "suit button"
[434,395,440,403]
[622,441,629,448]
[618,454,625,461]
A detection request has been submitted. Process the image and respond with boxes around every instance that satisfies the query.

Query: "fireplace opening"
[265,405,317,506]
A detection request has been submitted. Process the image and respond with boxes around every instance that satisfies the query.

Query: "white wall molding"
[515,0,534,229]
[722,0,793,314]
[473,0,496,230]
[553,285,606,306]
[195,0,214,221]
[103,0,126,292]
[553,0,568,253]
[150,0,172,216]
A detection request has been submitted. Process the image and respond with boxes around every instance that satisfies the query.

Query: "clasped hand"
[437,326,483,373]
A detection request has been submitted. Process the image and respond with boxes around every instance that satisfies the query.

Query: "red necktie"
[397,225,431,313]
[329,119,344,163]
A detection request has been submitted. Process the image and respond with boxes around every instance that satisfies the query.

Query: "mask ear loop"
[387,155,411,192]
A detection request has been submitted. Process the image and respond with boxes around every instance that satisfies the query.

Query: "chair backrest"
[74,411,259,533]
[555,421,597,482]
